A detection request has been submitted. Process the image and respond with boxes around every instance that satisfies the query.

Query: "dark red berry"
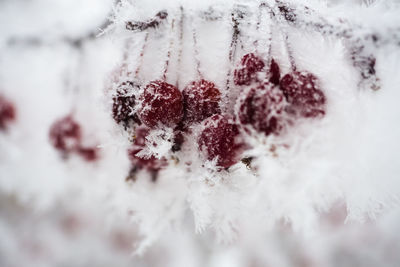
[128,126,167,172]
[76,146,99,162]
[279,71,326,118]
[49,115,81,155]
[237,83,286,136]
[0,95,16,130]
[234,53,265,86]
[138,80,183,128]
[182,79,221,125]
[269,59,281,85]
[198,114,244,169]
[112,81,141,127]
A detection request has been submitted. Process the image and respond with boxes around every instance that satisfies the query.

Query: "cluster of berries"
[49,115,99,162]
[112,52,326,178]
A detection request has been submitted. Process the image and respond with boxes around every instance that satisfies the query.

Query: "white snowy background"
[1,0,400,266]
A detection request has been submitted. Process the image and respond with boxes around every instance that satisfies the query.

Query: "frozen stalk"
[269,0,400,90]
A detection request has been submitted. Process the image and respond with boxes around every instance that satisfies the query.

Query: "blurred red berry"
[138,80,183,128]
[0,95,16,130]
[198,114,244,169]
[280,71,326,118]
[128,126,167,172]
[49,116,81,155]
[182,79,221,125]
[112,81,141,127]
[234,53,265,86]
[76,146,99,162]
[237,83,286,136]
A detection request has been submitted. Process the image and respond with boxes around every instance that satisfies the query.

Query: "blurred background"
[1,0,400,266]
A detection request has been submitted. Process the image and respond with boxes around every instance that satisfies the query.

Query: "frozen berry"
[269,59,281,85]
[182,79,221,125]
[0,95,16,130]
[49,115,81,157]
[128,126,167,172]
[234,53,265,86]
[138,80,183,128]
[198,114,244,169]
[280,71,326,118]
[77,146,99,162]
[112,81,141,127]
[237,83,286,136]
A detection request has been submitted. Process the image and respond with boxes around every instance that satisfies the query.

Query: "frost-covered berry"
[49,116,81,155]
[198,114,244,169]
[237,83,286,136]
[0,95,16,130]
[234,53,265,86]
[269,59,281,85]
[182,79,221,125]
[128,126,167,172]
[112,81,141,127]
[138,80,183,128]
[280,71,326,118]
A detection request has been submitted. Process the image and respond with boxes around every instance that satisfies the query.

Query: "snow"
[1,0,400,266]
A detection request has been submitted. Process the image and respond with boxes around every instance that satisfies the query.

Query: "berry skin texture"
[237,83,286,136]
[49,115,81,155]
[138,80,183,128]
[280,71,326,118]
[112,81,141,127]
[198,114,244,169]
[234,53,265,86]
[0,95,16,131]
[128,126,167,172]
[182,79,221,125]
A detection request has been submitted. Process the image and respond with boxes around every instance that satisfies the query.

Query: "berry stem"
[134,32,149,78]
[257,3,274,66]
[191,18,203,80]
[176,6,185,88]
[225,7,245,91]
[162,18,176,81]
[263,1,297,71]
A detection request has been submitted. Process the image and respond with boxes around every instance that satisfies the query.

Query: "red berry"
[138,80,183,128]
[280,71,326,118]
[77,146,99,162]
[198,114,244,169]
[234,53,265,86]
[269,59,281,85]
[112,81,141,127]
[237,83,286,136]
[182,79,221,125]
[128,126,167,172]
[0,95,16,130]
[49,115,81,155]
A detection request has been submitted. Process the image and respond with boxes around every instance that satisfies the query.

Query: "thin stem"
[191,18,203,79]
[257,3,274,66]
[162,18,176,81]
[176,6,185,88]
[134,32,149,78]
[225,8,243,91]
[263,1,297,71]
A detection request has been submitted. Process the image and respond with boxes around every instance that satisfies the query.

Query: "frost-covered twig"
[269,1,400,90]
